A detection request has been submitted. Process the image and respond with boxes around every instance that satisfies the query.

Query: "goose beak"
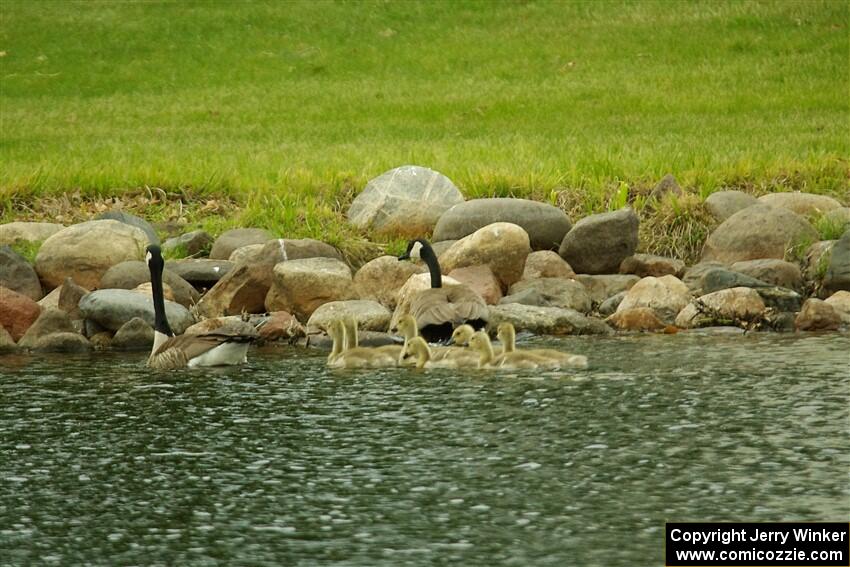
[398,253,410,261]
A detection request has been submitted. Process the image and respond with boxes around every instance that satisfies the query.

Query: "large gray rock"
[306,300,391,333]
[265,257,356,321]
[0,245,42,300]
[823,230,850,294]
[701,204,818,264]
[487,303,612,335]
[433,198,571,251]
[574,274,640,304]
[79,289,194,333]
[507,278,592,313]
[34,220,149,290]
[209,228,274,260]
[98,261,200,308]
[440,222,531,290]
[167,259,234,288]
[354,255,426,310]
[17,308,78,348]
[347,165,464,237]
[704,191,758,222]
[730,259,802,292]
[0,221,64,246]
[702,268,773,294]
[757,192,843,218]
[559,208,639,274]
[161,230,213,257]
[96,210,159,245]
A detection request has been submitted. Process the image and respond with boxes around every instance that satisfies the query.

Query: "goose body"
[326,319,397,369]
[497,323,588,369]
[398,239,488,343]
[467,330,548,370]
[146,245,256,370]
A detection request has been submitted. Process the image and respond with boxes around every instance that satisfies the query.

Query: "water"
[1,333,848,566]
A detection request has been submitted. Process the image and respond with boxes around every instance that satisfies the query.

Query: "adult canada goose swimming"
[326,319,397,369]
[396,313,478,367]
[496,323,588,369]
[398,239,488,343]
[467,330,548,370]
[401,336,479,369]
[145,244,257,369]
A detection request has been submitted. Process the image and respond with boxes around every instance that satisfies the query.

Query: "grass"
[0,0,848,259]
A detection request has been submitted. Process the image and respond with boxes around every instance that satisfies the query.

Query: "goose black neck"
[149,258,174,337]
[418,240,442,289]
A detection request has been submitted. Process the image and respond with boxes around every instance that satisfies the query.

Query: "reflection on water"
[1,333,848,566]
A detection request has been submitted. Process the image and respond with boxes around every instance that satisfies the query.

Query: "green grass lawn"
[0,0,847,250]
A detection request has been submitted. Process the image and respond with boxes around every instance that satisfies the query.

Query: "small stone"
[521,250,575,280]
[619,253,685,278]
[598,291,627,316]
[615,275,691,324]
[757,192,843,218]
[487,303,612,335]
[161,230,213,257]
[228,243,265,264]
[675,287,766,329]
[795,298,841,331]
[682,261,727,295]
[209,228,274,260]
[306,300,392,333]
[507,278,591,313]
[824,291,850,324]
[0,221,64,246]
[823,229,850,294]
[0,325,17,352]
[574,274,640,305]
[649,174,683,200]
[58,277,89,318]
[167,259,234,288]
[17,308,78,348]
[730,259,802,292]
[258,311,304,341]
[755,287,803,313]
[702,268,773,294]
[30,332,92,352]
[499,287,545,307]
[111,317,155,350]
[559,208,639,275]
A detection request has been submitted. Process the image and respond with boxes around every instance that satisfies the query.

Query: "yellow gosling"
[496,323,588,369]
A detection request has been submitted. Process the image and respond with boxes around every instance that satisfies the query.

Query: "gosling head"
[496,322,515,342]
[467,330,491,352]
[451,324,475,346]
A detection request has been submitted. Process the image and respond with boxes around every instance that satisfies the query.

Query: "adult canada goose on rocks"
[496,323,588,369]
[398,239,488,343]
[145,245,257,369]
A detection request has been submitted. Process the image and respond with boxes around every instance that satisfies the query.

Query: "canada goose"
[343,316,403,361]
[497,323,588,369]
[145,245,256,369]
[395,313,478,367]
[467,330,547,370]
[398,239,488,343]
[450,324,476,347]
[401,336,479,369]
[326,319,397,369]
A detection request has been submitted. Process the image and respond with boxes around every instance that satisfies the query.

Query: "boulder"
[507,278,591,313]
[619,253,685,278]
[37,286,62,310]
[79,289,194,333]
[228,244,265,264]
[27,332,92,352]
[823,230,850,294]
[0,221,64,246]
[559,208,639,274]
[682,261,727,294]
[111,317,155,350]
[306,300,392,332]
[265,257,356,321]
[649,174,683,200]
[98,260,200,308]
[574,274,640,305]
[675,287,766,329]
[499,287,545,307]
[18,308,79,348]
[0,286,41,341]
[757,192,843,218]
[607,307,666,331]
[440,222,531,290]
[598,291,627,316]
[258,311,305,341]
[616,275,691,324]
[448,265,503,305]
[521,250,575,280]
[431,240,456,260]
[486,303,612,335]
[354,255,426,310]
[0,325,17,352]
[161,230,213,257]
[167,259,234,288]
[58,277,89,318]
[824,291,850,324]
[347,165,464,237]
[794,299,841,331]
[704,191,758,222]
[34,220,149,290]
[433,198,571,251]
[389,272,463,331]
[209,228,274,260]
[95,210,159,245]
[755,287,803,313]
[729,259,803,292]
[701,204,818,264]
[0,245,42,300]
[702,268,773,294]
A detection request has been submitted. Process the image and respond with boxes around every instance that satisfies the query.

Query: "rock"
[167,259,234,288]
[559,208,639,274]
[307,300,392,332]
[79,289,193,333]
[99,260,199,308]
[499,287,545,307]
[607,307,666,331]
[389,272,464,331]
[111,317,155,350]
[794,298,841,331]
[131,282,175,302]
[574,274,640,305]
[18,308,79,348]
[730,259,803,291]
[0,325,17,352]
[701,204,818,264]
[487,303,612,335]
[704,190,758,222]
[58,277,89,318]
[682,261,727,294]
[431,240,456,260]
[675,287,766,329]
[440,222,531,290]
[354,255,426,310]
[702,268,773,294]
[0,286,41,341]
[28,332,92,352]
[822,207,850,231]
[96,210,159,244]
[616,275,691,324]
[34,220,149,290]
[433,198,571,251]
[209,228,274,260]
[161,230,213,257]
[619,253,685,278]
[757,192,843,218]
[89,332,112,350]
[274,238,344,261]
[823,230,850,294]
[767,311,797,332]
[521,250,575,280]
[258,311,305,341]
[347,165,465,237]
[228,243,265,264]
[183,317,258,338]
[507,278,591,313]
[0,222,65,246]
[598,291,627,316]
[38,286,62,310]
[649,174,683,200]
[265,257,356,321]
[824,291,850,324]
[802,240,835,283]
[448,265,503,305]
[755,287,803,312]
[0,245,42,300]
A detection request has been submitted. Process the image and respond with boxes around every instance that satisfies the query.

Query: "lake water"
[1,332,848,566]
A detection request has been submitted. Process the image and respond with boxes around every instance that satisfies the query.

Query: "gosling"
[401,336,479,369]
[467,330,550,370]
[496,323,588,369]
[326,319,397,368]
[396,314,477,367]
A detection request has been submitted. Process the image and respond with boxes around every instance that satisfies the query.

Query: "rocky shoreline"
[1,166,849,355]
